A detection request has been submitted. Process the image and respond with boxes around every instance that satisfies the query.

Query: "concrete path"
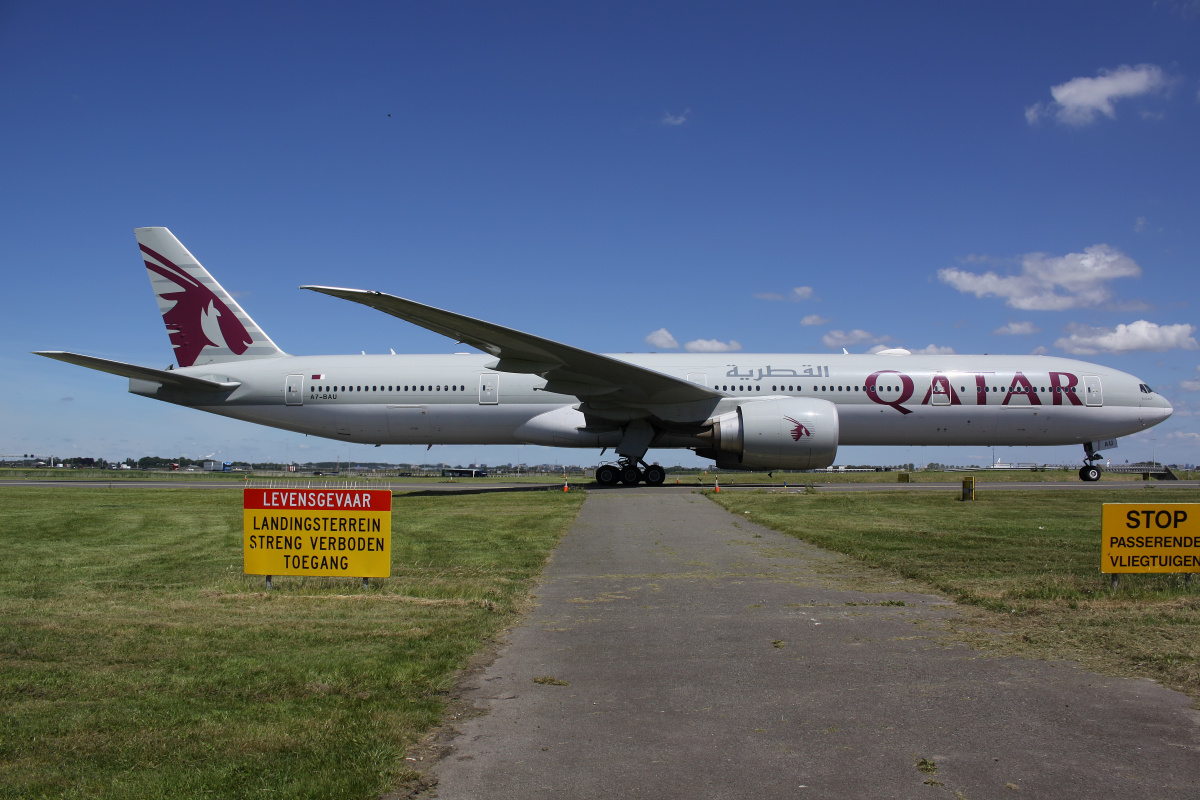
[426,491,1199,799]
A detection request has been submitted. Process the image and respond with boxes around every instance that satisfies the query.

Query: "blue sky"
[3,1,1198,469]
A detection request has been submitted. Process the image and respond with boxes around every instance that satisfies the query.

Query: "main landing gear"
[595,458,666,487]
[1079,442,1103,482]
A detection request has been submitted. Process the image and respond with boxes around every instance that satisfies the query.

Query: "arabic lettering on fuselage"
[725,364,830,380]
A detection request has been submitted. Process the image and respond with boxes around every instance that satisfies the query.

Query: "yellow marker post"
[243,488,392,585]
[961,476,975,501]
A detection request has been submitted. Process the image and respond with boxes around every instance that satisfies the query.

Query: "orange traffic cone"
[563,479,569,492]
[714,477,720,493]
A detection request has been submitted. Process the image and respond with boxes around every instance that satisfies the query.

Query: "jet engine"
[695,397,838,471]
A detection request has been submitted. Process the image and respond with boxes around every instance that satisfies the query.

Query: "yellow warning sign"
[1101,504,1200,573]
[243,488,392,577]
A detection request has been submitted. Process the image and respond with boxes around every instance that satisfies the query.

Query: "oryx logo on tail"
[785,416,812,441]
[141,243,252,367]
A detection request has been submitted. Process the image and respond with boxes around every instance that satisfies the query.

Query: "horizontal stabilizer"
[33,351,241,392]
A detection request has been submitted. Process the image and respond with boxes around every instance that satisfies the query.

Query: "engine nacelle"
[696,397,838,471]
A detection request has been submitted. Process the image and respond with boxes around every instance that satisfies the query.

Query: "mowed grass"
[0,487,583,799]
[709,487,1200,700]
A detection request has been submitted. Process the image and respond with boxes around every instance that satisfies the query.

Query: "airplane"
[35,228,1173,485]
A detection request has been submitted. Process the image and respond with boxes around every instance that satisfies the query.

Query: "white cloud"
[1165,431,1200,443]
[1054,320,1198,355]
[1025,64,1169,126]
[645,328,679,349]
[684,338,742,353]
[755,286,814,302]
[662,108,691,126]
[822,329,892,350]
[938,244,1141,310]
[993,321,1041,336]
[800,314,830,326]
[910,344,956,355]
[1031,346,1049,355]
[1134,216,1147,233]
[1181,366,1200,392]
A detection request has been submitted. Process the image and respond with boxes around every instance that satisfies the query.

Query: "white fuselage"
[134,352,1172,451]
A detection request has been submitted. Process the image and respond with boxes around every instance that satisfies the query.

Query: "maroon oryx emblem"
[785,416,811,440]
[140,243,252,367]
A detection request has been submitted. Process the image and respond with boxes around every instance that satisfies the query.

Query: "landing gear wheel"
[595,464,620,486]
[620,465,643,485]
[1079,465,1102,482]
[643,465,666,486]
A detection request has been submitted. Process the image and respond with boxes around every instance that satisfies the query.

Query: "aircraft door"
[687,372,708,386]
[1084,375,1103,407]
[930,376,951,406]
[479,373,499,404]
[285,374,303,406]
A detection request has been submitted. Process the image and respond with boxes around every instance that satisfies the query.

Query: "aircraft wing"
[33,351,241,392]
[301,286,721,405]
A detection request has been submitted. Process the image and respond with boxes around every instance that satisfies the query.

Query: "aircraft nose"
[1144,393,1173,423]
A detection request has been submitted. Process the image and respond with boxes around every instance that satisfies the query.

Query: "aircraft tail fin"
[135,227,286,367]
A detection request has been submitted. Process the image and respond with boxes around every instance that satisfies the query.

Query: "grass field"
[709,487,1200,702]
[0,487,583,799]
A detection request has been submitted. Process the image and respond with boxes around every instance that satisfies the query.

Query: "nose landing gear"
[1079,442,1103,482]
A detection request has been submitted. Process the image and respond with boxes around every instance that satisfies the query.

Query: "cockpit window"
[1139,383,1155,394]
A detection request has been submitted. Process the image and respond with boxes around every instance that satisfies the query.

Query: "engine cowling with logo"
[696,397,838,471]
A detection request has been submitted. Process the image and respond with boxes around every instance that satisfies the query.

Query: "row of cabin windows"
[314,384,468,393]
[312,381,1081,395]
